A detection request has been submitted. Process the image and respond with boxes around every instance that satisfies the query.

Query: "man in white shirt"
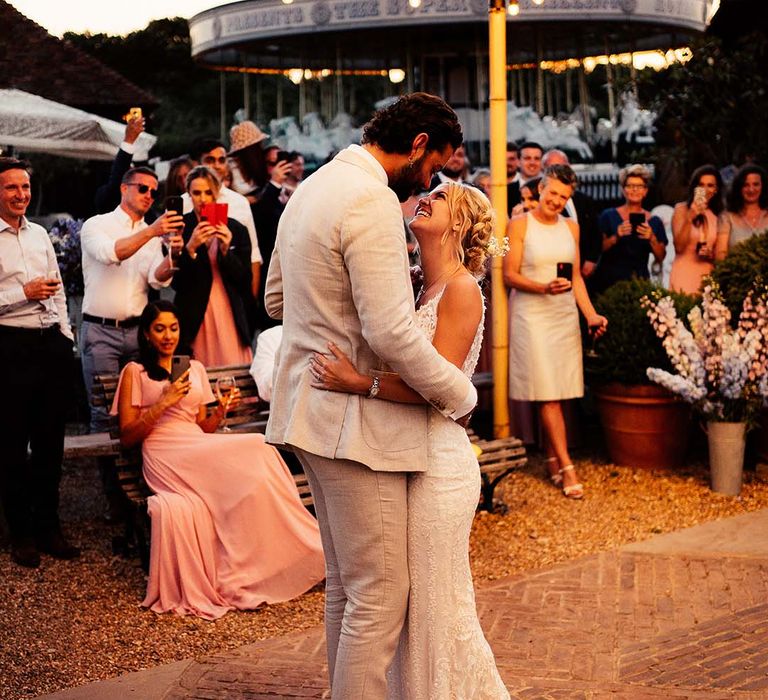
[0,158,79,568]
[507,141,543,214]
[80,166,183,433]
[183,138,262,299]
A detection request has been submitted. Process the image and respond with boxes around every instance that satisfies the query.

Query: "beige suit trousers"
[294,448,409,700]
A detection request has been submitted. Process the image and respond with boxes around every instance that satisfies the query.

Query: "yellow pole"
[488,0,510,438]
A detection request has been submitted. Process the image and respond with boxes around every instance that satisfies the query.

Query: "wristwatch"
[367,375,380,399]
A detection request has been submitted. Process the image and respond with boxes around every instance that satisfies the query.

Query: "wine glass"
[44,267,61,323]
[585,327,600,359]
[216,376,236,432]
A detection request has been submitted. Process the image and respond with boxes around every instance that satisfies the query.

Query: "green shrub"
[710,230,768,322]
[588,279,697,386]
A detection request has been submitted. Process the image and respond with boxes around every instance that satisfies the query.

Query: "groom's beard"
[390,154,428,202]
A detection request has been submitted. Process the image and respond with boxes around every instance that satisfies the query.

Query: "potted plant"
[710,231,768,463]
[642,280,768,495]
[588,279,697,468]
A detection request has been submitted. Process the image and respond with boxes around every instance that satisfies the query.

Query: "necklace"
[417,265,462,308]
[740,208,767,232]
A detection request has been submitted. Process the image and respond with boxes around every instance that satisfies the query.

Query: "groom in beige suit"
[265,94,476,698]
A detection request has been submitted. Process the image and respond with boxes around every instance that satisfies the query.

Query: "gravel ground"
[2,451,767,700]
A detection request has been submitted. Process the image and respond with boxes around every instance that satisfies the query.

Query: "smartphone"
[276,150,293,163]
[200,202,228,226]
[164,195,183,216]
[629,212,645,235]
[123,106,142,123]
[693,186,707,206]
[170,355,191,382]
[556,262,573,282]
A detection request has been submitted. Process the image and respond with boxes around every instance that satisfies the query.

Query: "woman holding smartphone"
[504,165,607,499]
[670,165,726,294]
[591,164,667,296]
[172,166,254,366]
[113,300,324,620]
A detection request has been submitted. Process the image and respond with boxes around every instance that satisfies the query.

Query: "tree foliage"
[64,18,222,157]
[638,32,768,171]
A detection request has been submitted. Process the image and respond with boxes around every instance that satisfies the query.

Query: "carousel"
[189,0,720,161]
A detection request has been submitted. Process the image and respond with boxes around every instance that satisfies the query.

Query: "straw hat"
[229,121,268,154]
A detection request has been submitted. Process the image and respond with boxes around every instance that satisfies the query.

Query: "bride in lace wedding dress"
[310,182,509,699]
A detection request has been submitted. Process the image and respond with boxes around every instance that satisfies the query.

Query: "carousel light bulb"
[287,68,303,84]
[281,0,294,4]
[532,0,544,5]
[388,68,406,84]
[507,0,520,16]
[408,0,422,8]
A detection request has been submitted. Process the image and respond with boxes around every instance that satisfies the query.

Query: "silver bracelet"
[366,375,380,399]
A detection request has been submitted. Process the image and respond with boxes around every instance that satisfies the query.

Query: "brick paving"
[160,548,768,699]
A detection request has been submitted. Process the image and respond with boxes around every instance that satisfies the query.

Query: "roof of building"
[0,0,156,117]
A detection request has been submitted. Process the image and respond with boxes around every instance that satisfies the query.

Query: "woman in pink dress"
[670,165,727,294]
[112,300,324,620]
[172,166,254,367]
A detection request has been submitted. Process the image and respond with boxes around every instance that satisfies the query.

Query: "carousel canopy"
[189,0,720,70]
[0,89,157,161]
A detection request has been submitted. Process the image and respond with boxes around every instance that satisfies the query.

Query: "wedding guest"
[94,113,149,216]
[511,177,541,216]
[670,165,726,294]
[172,166,253,366]
[503,164,607,499]
[112,300,324,620]
[184,137,261,300]
[164,156,193,199]
[227,120,270,201]
[470,168,491,198]
[0,158,79,568]
[591,164,667,295]
[715,164,768,259]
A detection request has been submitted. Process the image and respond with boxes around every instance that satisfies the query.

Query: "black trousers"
[0,325,74,540]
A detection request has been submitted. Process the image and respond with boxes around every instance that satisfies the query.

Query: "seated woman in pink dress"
[670,165,727,295]
[112,300,324,620]
[172,166,254,367]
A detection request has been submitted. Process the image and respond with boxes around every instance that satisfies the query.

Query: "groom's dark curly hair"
[361,92,463,155]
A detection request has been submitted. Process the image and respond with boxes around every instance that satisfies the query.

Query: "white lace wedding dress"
[387,286,509,700]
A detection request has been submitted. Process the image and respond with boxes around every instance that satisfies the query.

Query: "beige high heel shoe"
[560,464,584,499]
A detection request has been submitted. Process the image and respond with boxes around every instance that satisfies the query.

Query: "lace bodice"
[415,284,485,378]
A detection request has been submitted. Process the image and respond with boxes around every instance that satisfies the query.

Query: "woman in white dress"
[309,182,509,699]
[503,164,607,498]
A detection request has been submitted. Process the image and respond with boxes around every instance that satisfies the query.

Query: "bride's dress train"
[387,287,509,699]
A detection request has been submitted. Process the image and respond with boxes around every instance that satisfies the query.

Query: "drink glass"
[216,376,236,431]
[44,268,61,323]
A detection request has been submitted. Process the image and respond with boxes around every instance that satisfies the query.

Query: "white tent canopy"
[0,89,156,161]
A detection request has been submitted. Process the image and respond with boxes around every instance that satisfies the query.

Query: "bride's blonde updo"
[440,183,496,279]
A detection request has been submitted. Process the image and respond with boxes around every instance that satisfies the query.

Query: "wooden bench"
[469,434,528,512]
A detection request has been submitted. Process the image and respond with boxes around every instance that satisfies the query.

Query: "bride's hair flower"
[483,236,509,257]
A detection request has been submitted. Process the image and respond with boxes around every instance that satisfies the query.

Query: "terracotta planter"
[594,383,692,469]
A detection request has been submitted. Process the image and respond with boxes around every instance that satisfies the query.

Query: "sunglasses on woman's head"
[126,183,159,198]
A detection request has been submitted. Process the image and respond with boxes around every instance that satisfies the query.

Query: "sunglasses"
[126,183,158,198]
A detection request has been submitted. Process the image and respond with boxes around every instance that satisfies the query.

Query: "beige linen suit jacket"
[264,146,475,473]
